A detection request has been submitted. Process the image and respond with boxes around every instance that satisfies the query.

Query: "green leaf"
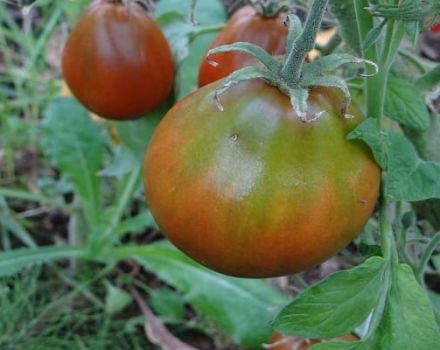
[370,264,440,349]
[273,257,385,339]
[111,242,286,349]
[156,0,227,100]
[347,118,386,167]
[42,98,105,227]
[404,21,419,46]
[98,146,139,178]
[157,12,193,63]
[311,341,368,350]
[115,109,164,162]
[150,288,185,324]
[156,0,226,25]
[363,18,388,50]
[103,107,164,177]
[385,132,440,202]
[348,120,440,202]
[384,77,430,131]
[0,211,36,248]
[329,0,363,55]
[0,246,85,277]
[105,283,132,315]
[115,211,157,238]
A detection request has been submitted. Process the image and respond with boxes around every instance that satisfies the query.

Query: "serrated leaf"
[348,120,440,202]
[385,132,440,202]
[273,257,385,339]
[370,264,440,349]
[384,77,430,131]
[111,242,287,349]
[42,98,104,227]
[0,246,85,277]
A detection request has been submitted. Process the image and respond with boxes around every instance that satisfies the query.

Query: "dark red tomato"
[62,0,174,120]
[144,80,380,278]
[198,6,288,87]
[431,23,440,33]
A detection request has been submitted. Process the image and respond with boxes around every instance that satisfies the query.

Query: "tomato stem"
[280,0,328,85]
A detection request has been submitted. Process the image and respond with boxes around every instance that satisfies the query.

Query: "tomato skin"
[144,80,380,278]
[62,0,174,120]
[198,6,288,87]
[431,23,440,33]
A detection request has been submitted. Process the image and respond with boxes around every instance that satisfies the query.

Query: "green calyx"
[207,0,377,123]
[366,0,440,23]
[248,0,290,18]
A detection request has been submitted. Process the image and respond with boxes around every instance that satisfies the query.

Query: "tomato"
[269,333,359,349]
[431,23,440,33]
[198,6,288,87]
[62,0,174,121]
[144,80,380,278]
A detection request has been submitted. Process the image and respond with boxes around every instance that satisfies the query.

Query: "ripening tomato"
[144,80,380,278]
[431,23,440,33]
[198,6,288,87]
[62,0,174,120]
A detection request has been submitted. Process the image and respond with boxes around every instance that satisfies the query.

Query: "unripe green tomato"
[144,80,380,278]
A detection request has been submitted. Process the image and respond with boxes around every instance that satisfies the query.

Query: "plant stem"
[280,0,329,85]
[416,65,440,91]
[108,167,143,234]
[191,24,224,39]
[416,232,440,285]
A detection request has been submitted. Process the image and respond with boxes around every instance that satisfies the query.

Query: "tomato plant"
[144,80,380,277]
[62,0,174,120]
[2,0,440,349]
[198,4,288,87]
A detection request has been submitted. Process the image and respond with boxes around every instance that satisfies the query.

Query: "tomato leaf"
[273,257,385,339]
[42,97,105,227]
[385,132,440,202]
[363,18,388,50]
[110,242,287,349]
[348,120,440,202]
[156,12,192,63]
[156,0,227,100]
[329,0,365,55]
[347,118,386,166]
[369,263,440,349]
[384,77,430,131]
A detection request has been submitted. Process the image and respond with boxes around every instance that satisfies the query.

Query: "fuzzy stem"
[280,0,329,85]
[416,232,440,285]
